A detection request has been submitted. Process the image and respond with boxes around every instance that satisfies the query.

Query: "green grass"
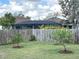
[0,41,79,59]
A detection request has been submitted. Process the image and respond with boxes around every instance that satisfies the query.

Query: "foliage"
[26,16,31,19]
[29,35,36,41]
[11,33,23,44]
[0,12,15,27]
[58,0,79,24]
[53,29,73,44]
[39,25,64,29]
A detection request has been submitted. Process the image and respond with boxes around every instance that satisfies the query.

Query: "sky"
[0,0,62,20]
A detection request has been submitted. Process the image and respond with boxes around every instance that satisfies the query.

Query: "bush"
[29,35,36,41]
[53,29,73,44]
[53,29,73,53]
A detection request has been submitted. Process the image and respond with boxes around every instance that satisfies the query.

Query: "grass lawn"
[0,41,79,59]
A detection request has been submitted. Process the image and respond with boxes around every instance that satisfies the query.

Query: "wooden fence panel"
[32,29,75,42]
[0,29,32,44]
[0,29,78,44]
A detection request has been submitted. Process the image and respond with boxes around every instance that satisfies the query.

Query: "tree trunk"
[75,24,79,44]
[63,44,67,51]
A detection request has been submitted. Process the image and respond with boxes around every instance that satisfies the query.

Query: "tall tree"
[59,0,79,43]
[0,12,15,28]
[59,0,79,25]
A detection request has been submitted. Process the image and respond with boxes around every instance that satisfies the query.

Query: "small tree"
[12,33,23,48]
[53,29,73,53]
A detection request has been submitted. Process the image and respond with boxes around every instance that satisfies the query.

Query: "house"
[12,16,65,29]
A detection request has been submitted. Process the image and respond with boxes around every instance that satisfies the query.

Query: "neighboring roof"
[47,17,64,23]
[15,16,30,24]
[14,20,62,25]
[15,16,65,24]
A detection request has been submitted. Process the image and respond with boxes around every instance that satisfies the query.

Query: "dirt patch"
[13,46,23,48]
[58,50,73,54]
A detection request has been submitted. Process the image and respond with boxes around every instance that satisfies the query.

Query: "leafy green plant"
[12,33,23,48]
[53,29,73,53]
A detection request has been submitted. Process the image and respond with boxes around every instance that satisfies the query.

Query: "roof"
[15,16,30,23]
[15,20,62,25]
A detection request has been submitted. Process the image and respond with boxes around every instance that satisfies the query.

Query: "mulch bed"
[58,50,73,54]
[13,46,23,48]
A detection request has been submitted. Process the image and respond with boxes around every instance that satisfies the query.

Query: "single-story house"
[11,16,68,29]
[12,20,62,29]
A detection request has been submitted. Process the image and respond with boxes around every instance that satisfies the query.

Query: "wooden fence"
[0,29,78,44]
[0,29,32,44]
[32,29,75,42]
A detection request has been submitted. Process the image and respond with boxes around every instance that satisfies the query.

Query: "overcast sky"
[0,0,62,20]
